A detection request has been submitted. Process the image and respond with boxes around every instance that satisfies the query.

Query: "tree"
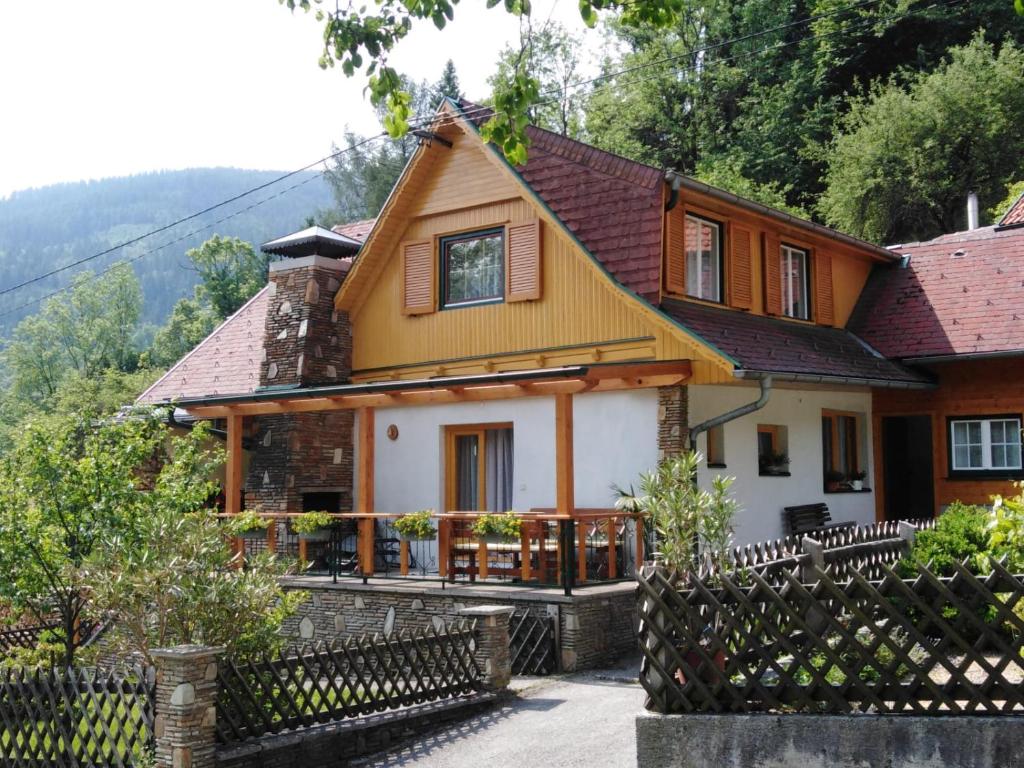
[820,36,1024,243]
[3,262,142,401]
[489,22,585,137]
[143,291,219,368]
[283,0,690,163]
[0,409,195,664]
[435,58,462,101]
[187,235,268,319]
[991,179,1024,222]
[86,503,303,665]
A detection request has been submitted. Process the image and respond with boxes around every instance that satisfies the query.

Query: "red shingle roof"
[999,192,1024,228]
[137,287,270,403]
[849,226,1024,360]
[332,219,376,241]
[662,298,928,384]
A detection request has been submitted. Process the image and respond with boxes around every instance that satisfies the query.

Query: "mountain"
[0,168,333,337]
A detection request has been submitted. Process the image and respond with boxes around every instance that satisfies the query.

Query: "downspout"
[688,375,773,452]
[664,172,682,212]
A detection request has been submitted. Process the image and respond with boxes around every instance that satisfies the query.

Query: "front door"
[882,415,935,521]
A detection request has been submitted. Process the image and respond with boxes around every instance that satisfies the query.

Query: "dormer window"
[441,228,505,308]
[685,215,722,302]
[780,244,810,320]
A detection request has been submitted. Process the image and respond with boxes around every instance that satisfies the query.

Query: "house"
[140,98,956,550]
[849,191,1024,520]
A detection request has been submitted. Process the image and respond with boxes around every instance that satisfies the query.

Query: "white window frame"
[780,244,810,320]
[685,215,722,303]
[950,417,1023,472]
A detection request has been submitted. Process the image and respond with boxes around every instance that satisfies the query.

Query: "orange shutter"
[664,206,686,294]
[728,224,753,309]
[401,239,435,315]
[506,220,542,302]
[813,250,835,326]
[762,232,782,316]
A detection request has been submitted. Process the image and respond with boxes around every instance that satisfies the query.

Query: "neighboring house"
[139,99,1018,545]
[849,191,1024,520]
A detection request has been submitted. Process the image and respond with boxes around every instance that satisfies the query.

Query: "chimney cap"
[261,226,362,259]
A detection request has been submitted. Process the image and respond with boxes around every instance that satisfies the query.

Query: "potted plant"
[620,451,738,687]
[472,512,522,544]
[227,510,271,541]
[759,450,790,476]
[290,511,336,542]
[849,470,867,491]
[824,469,846,492]
[394,509,436,542]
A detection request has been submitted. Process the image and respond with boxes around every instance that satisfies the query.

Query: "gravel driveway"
[353,658,644,768]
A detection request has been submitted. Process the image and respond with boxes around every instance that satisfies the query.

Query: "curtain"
[485,428,514,512]
[455,435,478,510]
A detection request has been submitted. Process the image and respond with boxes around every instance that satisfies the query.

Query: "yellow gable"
[335,105,735,384]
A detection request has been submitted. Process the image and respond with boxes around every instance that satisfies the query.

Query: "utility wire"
[0,0,964,317]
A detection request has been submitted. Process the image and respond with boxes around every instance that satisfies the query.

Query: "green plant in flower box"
[472,512,522,543]
[393,509,436,541]
[227,510,271,539]
[290,511,336,541]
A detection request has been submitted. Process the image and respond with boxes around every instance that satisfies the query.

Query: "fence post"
[459,605,514,690]
[151,645,224,768]
[898,520,917,545]
[800,536,825,583]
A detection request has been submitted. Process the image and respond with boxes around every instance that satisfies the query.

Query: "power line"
[0,0,965,317]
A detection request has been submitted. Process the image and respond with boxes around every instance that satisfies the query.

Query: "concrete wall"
[690,384,876,543]
[357,388,660,513]
[635,712,1024,768]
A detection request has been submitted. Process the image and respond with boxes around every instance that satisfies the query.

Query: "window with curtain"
[685,214,721,302]
[447,425,514,511]
[822,410,864,489]
[950,417,1022,472]
[441,228,505,307]
[780,244,810,320]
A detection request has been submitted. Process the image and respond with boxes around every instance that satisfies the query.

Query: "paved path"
[353,658,644,768]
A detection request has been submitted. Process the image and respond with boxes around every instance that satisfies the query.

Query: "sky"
[0,0,599,199]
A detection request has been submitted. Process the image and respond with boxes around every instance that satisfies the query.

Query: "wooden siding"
[662,189,882,327]
[872,357,1024,517]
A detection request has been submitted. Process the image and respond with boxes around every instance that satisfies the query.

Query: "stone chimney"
[245,228,360,517]
[260,255,352,388]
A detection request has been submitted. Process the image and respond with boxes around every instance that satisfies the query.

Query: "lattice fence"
[509,609,557,675]
[638,559,1024,715]
[216,620,482,743]
[0,623,59,656]
[0,665,155,767]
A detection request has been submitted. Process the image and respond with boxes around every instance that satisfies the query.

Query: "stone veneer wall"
[657,385,689,457]
[280,582,637,673]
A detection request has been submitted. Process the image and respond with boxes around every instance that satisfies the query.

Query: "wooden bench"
[784,503,855,537]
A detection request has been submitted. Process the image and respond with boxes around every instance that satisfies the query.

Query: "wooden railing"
[226,509,647,592]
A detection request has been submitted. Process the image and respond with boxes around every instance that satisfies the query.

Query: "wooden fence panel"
[216,621,482,744]
[638,559,1024,715]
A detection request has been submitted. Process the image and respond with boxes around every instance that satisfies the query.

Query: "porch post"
[225,412,244,558]
[555,393,580,585]
[357,407,375,577]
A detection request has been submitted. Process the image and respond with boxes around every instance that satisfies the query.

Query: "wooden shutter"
[762,232,782,316]
[401,239,435,315]
[813,250,835,326]
[664,206,686,294]
[728,224,753,309]
[506,220,542,302]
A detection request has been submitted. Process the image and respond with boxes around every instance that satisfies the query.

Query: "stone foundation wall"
[281,581,637,673]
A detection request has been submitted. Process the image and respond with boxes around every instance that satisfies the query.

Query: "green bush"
[901,502,990,576]
[987,483,1024,573]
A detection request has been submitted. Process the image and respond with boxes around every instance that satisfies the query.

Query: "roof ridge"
[524,125,663,188]
[136,285,269,403]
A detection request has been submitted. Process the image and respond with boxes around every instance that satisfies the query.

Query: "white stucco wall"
[690,384,876,544]
[354,389,660,514]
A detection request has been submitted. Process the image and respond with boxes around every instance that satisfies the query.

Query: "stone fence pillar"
[459,605,514,690]
[151,645,224,768]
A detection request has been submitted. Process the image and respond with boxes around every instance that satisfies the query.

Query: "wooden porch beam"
[225,413,243,516]
[182,361,693,418]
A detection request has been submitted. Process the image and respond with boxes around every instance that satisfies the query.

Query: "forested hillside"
[0,168,332,337]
